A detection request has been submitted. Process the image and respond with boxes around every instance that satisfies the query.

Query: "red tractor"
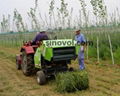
[16,41,38,76]
[16,39,78,85]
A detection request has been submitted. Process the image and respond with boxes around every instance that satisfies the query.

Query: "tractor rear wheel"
[21,51,34,76]
[36,71,46,85]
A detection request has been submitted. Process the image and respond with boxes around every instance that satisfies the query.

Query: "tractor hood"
[43,39,77,48]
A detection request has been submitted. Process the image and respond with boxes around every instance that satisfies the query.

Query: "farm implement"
[16,39,81,85]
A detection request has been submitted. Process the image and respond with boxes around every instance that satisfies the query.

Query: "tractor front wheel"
[36,71,46,85]
[21,51,34,76]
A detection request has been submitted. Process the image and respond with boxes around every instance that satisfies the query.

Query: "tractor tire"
[16,59,21,70]
[36,71,46,85]
[21,51,34,76]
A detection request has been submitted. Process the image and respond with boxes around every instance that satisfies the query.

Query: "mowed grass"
[0,46,120,96]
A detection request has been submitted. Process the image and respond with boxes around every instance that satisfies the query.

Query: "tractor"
[16,39,80,85]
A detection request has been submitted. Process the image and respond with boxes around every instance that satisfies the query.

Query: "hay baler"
[16,39,80,85]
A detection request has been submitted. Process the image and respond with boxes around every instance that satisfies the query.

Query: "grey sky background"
[0,0,120,29]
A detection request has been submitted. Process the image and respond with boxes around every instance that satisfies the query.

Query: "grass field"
[0,0,120,95]
[0,46,120,96]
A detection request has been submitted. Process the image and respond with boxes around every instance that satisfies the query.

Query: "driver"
[32,31,49,45]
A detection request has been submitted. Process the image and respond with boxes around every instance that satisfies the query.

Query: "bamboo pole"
[108,34,115,65]
[86,37,89,60]
[97,36,100,63]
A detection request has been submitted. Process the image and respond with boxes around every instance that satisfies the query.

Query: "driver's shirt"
[32,32,49,44]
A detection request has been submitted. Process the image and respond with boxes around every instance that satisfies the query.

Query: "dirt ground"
[0,46,120,96]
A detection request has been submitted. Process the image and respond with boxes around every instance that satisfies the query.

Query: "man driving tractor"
[32,31,49,45]
[32,31,49,68]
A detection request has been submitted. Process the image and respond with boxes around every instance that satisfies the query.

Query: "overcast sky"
[0,0,120,17]
[0,0,120,28]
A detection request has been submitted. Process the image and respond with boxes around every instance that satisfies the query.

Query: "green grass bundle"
[55,70,89,93]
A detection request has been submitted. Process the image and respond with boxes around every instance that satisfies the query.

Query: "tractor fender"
[20,46,35,54]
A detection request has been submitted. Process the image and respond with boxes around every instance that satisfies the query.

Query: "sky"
[0,0,120,29]
[0,0,120,15]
